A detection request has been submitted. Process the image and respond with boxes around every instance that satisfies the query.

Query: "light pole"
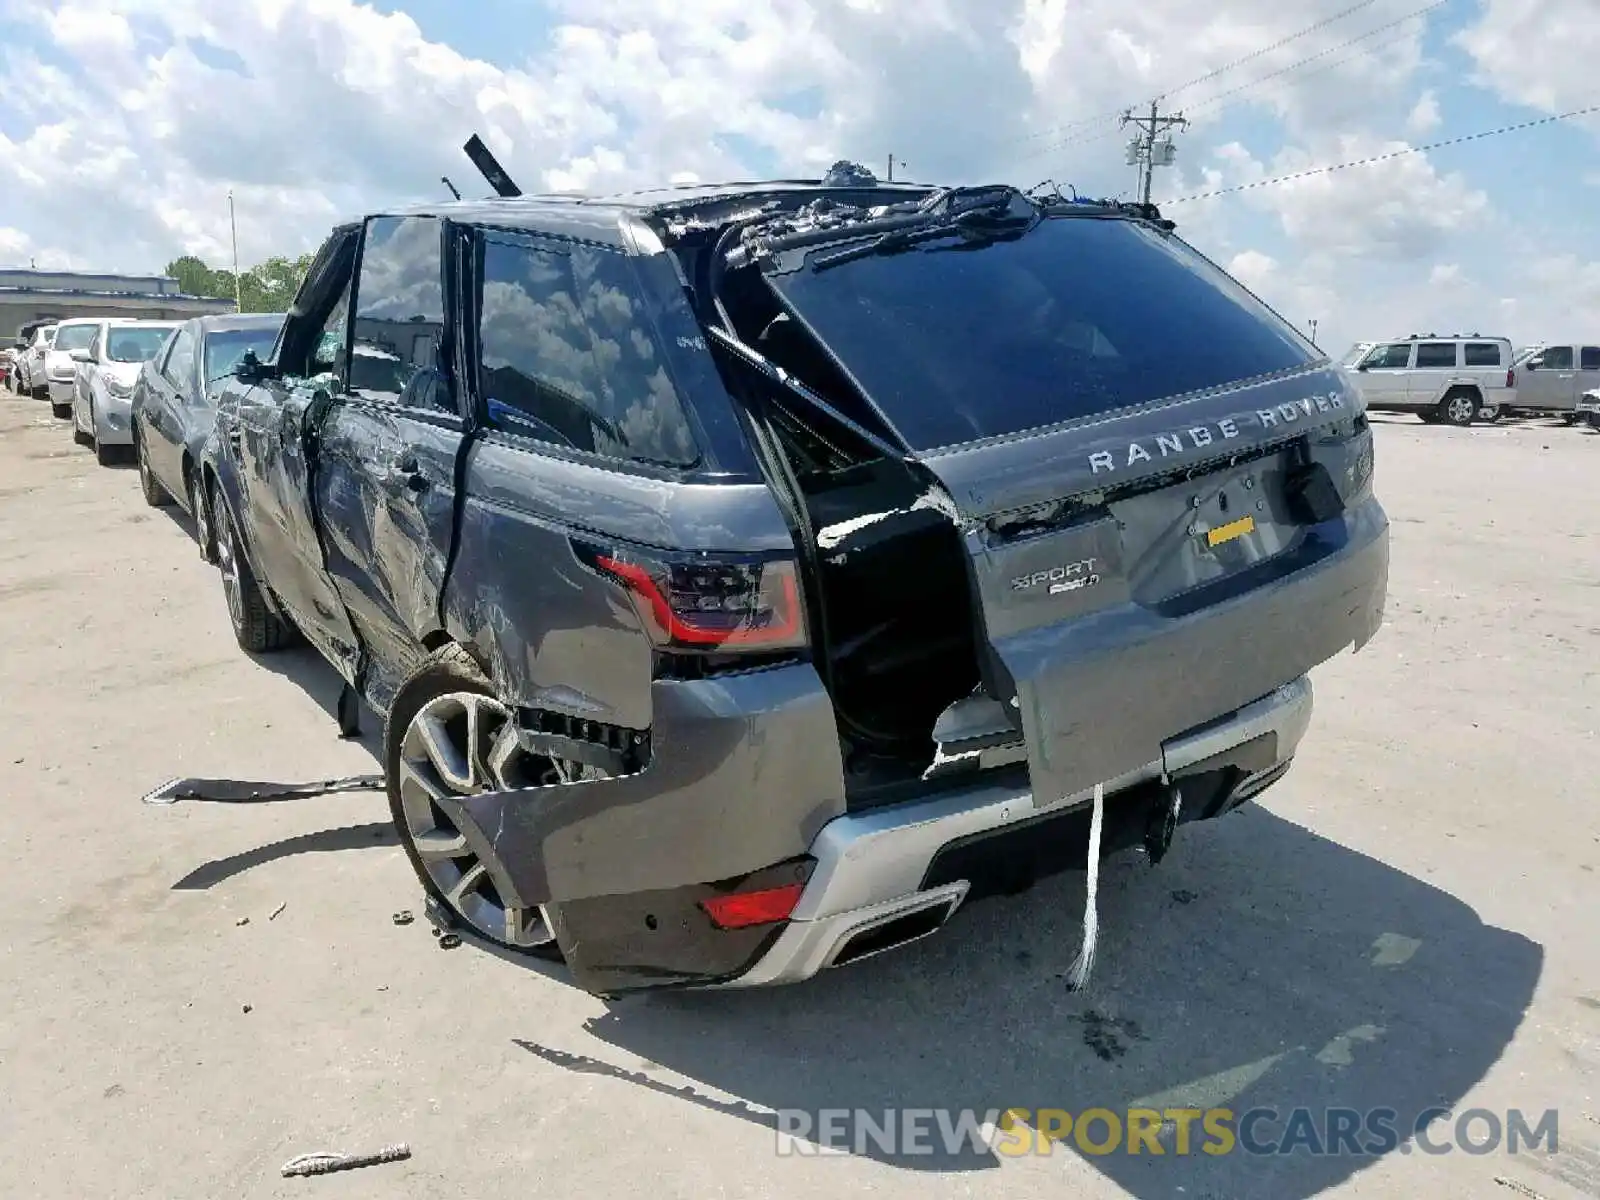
[1307,319,1319,347]
[228,189,243,311]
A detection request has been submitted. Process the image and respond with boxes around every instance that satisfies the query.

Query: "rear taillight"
[577,542,808,652]
[1506,368,1515,387]
[699,883,805,929]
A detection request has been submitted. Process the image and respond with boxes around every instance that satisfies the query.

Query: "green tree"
[162,252,315,313]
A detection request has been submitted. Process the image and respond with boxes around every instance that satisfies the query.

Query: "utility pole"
[227,189,242,312]
[886,153,901,182]
[1121,100,1188,206]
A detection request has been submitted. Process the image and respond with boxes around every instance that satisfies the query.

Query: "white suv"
[1349,334,1517,427]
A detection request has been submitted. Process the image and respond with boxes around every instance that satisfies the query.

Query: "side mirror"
[69,348,91,363]
[235,348,267,383]
[1526,358,1541,371]
[1355,363,1370,372]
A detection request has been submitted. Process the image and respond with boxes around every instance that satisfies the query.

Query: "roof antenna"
[441,175,461,201]
[463,133,522,198]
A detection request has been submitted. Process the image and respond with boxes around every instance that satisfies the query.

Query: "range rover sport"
[199,164,1389,997]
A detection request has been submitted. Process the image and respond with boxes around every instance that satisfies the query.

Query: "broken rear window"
[767,216,1316,452]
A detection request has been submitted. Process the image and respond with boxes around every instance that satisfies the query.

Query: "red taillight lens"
[581,544,807,652]
[1506,368,1515,387]
[700,883,805,929]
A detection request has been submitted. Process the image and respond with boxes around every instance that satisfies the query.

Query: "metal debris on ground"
[437,933,461,950]
[392,911,413,925]
[269,902,287,921]
[280,1144,412,1178]
[235,917,250,926]
[1494,1177,1549,1199]
[141,774,385,805]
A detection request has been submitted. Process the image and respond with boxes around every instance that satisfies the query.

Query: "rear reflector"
[699,883,805,929]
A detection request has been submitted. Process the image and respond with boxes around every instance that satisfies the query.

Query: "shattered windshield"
[767,215,1317,452]
[204,326,280,382]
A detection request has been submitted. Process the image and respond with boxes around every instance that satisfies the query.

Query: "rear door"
[312,214,466,709]
[1405,340,1459,408]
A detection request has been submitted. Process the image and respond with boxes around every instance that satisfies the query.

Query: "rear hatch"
[766,208,1384,805]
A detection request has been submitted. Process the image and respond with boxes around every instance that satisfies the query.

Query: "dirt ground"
[0,391,1596,1200]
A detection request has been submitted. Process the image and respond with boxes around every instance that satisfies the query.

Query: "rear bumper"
[723,674,1314,987]
[47,380,74,405]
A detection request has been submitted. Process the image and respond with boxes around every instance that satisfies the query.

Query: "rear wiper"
[810,207,1037,273]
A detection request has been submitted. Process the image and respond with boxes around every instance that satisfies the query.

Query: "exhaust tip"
[828,893,961,968]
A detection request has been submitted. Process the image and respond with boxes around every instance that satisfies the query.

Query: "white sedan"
[71,320,177,465]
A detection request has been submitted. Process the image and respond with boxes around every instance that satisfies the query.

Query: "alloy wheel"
[1447,395,1476,425]
[137,436,153,491]
[191,474,213,560]
[397,692,554,948]
[216,502,244,629]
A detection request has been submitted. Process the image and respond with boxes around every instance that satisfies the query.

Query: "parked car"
[132,312,285,557]
[16,323,57,398]
[43,318,108,418]
[1507,342,1600,422]
[1576,387,1600,430]
[70,320,177,465]
[200,181,1388,998]
[1348,334,1517,426]
[0,345,17,391]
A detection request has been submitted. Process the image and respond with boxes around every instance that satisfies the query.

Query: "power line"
[1156,0,1382,101]
[1001,0,1444,172]
[1163,102,1600,203]
[1183,0,1450,117]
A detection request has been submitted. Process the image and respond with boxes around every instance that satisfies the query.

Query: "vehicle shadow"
[242,642,385,759]
[516,806,1542,1197]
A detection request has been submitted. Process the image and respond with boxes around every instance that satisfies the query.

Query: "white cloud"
[0,0,1591,364]
[1455,0,1600,118]
[1405,91,1440,137]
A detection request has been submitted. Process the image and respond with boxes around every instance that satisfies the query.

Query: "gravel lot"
[0,392,1596,1200]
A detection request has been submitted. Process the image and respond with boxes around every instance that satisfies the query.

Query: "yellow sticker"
[1205,515,1255,547]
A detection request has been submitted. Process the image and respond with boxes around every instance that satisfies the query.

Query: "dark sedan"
[132,312,285,560]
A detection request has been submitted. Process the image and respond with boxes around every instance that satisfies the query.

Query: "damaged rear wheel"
[386,646,604,961]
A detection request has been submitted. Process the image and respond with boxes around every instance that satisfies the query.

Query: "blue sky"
[0,0,1593,355]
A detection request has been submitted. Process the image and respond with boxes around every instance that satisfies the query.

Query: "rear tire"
[385,644,566,963]
[1438,389,1479,428]
[1562,412,1580,426]
[213,487,293,653]
[1477,402,1502,423]
[50,401,70,419]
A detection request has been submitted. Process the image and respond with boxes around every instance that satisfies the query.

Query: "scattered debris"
[392,911,413,926]
[235,916,250,927]
[269,902,287,921]
[141,773,385,805]
[280,1144,411,1178]
[242,1004,253,1014]
[437,933,461,950]
[1171,889,1198,905]
[1494,1177,1549,1199]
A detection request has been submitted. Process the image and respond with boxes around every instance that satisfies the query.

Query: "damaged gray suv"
[201,167,1388,997]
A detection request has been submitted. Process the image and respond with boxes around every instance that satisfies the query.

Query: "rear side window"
[1463,343,1502,367]
[476,232,699,467]
[766,216,1317,451]
[1415,342,1457,368]
[1363,343,1413,369]
[1582,346,1600,371]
